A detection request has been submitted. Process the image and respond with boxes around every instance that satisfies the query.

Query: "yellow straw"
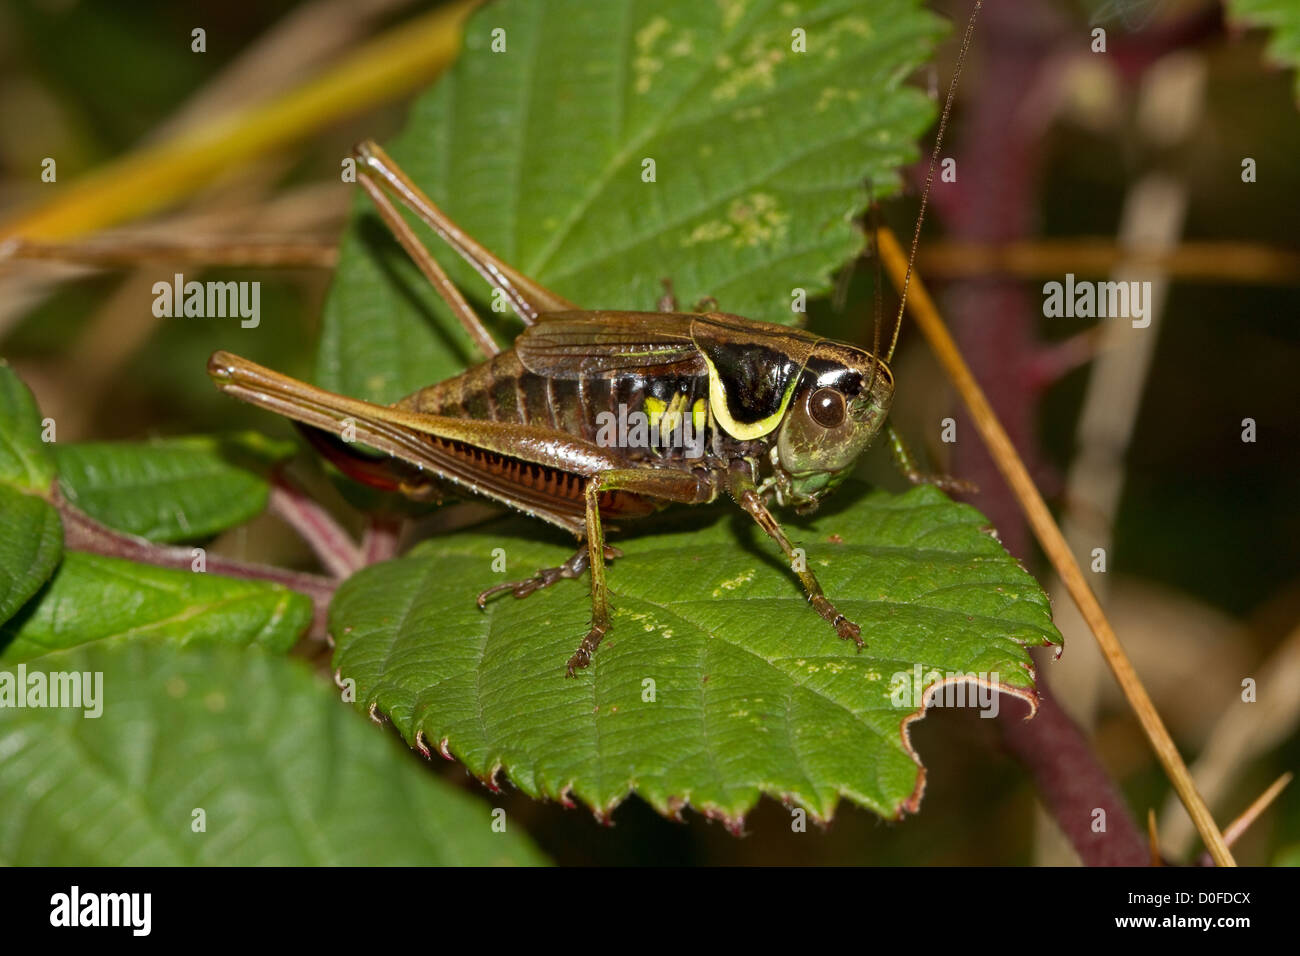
[0,0,476,241]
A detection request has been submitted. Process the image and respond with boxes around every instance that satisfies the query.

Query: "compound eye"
[808,387,845,428]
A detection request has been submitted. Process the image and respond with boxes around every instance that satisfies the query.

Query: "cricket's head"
[773,340,893,509]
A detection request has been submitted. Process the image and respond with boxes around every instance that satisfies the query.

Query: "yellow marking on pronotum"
[691,398,706,432]
[699,351,799,441]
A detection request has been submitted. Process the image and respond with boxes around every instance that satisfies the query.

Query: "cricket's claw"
[476,567,562,607]
[835,616,863,648]
[565,622,607,677]
[811,594,863,648]
[476,581,512,607]
[565,647,591,678]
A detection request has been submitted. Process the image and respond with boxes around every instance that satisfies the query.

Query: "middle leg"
[730,473,862,646]
[565,466,715,676]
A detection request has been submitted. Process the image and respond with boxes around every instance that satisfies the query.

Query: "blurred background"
[1,0,1296,864]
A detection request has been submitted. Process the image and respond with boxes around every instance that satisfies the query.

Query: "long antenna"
[863,182,885,399]
[884,0,982,363]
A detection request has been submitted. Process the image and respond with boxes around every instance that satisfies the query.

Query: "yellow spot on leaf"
[711,568,756,596]
[728,192,788,247]
[712,40,785,102]
[668,33,695,58]
[682,192,788,249]
[636,16,670,52]
[815,86,860,112]
[834,15,872,38]
[633,17,670,94]
[635,17,695,95]
[717,0,749,33]
[683,218,734,246]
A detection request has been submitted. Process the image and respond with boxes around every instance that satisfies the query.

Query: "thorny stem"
[877,224,1235,867]
[998,675,1147,865]
[56,492,338,641]
[1024,328,1105,393]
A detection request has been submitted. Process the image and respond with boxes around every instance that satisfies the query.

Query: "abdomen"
[396,348,712,464]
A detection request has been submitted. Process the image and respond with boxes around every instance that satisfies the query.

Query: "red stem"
[57,494,337,640]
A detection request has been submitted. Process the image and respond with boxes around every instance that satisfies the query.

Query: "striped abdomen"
[389,349,710,521]
[396,348,713,463]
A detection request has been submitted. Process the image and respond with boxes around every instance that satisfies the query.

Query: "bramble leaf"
[0,362,61,627]
[53,433,295,543]
[0,360,55,492]
[314,0,1064,828]
[0,487,62,628]
[0,643,546,865]
[317,0,944,402]
[330,485,1061,825]
[0,552,310,664]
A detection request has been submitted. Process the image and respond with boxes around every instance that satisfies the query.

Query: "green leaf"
[53,433,295,543]
[1228,0,1300,102]
[0,487,62,627]
[330,485,1061,825]
[0,360,55,492]
[0,643,546,865]
[0,362,62,627]
[317,0,944,403]
[0,552,311,663]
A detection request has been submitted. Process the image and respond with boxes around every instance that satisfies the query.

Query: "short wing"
[515,310,705,379]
